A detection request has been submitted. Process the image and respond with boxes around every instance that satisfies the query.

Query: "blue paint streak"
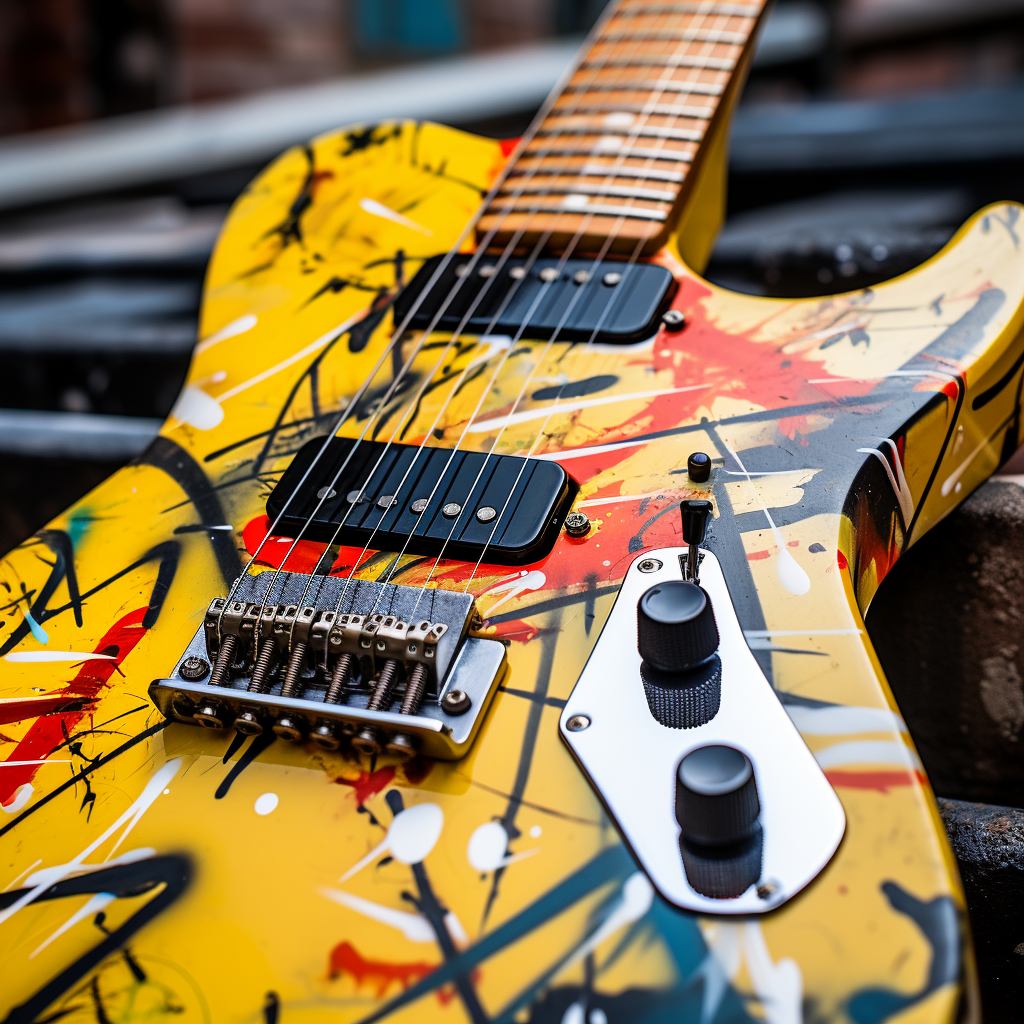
[23,608,49,645]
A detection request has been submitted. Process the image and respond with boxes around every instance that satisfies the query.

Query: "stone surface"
[938,798,1024,1022]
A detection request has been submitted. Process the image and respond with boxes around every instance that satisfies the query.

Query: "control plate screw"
[564,511,591,538]
[637,558,663,573]
[566,714,591,732]
[662,309,686,331]
[179,656,210,681]
[442,689,472,715]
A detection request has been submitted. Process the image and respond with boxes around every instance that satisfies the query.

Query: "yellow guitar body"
[3,119,1024,1024]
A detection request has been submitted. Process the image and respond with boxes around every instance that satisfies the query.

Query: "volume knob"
[637,580,718,672]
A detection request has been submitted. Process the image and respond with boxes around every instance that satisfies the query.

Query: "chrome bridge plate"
[560,547,845,914]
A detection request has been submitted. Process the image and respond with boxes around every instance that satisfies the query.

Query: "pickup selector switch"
[637,581,722,729]
[675,745,763,898]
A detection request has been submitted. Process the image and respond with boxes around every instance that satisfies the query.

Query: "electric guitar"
[3,2,1023,1021]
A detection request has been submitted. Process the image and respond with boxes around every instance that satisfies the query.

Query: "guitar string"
[407,4,737,610]
[453,5,741,604]
[321,2,682,623]
[233,1,626,646]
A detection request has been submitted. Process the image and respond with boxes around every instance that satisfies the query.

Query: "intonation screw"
[566,714,591,732]
[387,663,429,759]
[353,660,400,756]
[179,656,210,681]
[279,642,308,699]
[247,641,276,693]
[208,635,237,688]
[564,512,591,538]
[662,309,686,331]
[441,689,472,715]
[311,651,357,750]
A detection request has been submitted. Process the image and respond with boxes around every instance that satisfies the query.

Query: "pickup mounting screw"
[179,656,210,681]
[442,689,472,715]
[662,309,686,331]
[566,714,590,732]
[637,558,663,573]
[564,512,591,538]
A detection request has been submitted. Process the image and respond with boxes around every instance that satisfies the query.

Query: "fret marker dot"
[595,136,622,151]
[562,194,589,209]
[604,111,635,127]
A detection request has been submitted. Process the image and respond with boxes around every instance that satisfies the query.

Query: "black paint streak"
[215,731,277,799]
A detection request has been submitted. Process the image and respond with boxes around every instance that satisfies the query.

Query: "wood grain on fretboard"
[477,0,769,255]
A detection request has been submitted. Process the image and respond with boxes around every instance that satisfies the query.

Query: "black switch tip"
[687,451,711,482]
[680,499,713,548]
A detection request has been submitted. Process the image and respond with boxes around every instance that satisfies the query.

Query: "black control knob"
[676,745,763,899]
[637,580,718,673]
[675,745,759,847]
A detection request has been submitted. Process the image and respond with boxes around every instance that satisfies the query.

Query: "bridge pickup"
[266,437,576,566]
[394,254,676,344]
[149,573,506,760]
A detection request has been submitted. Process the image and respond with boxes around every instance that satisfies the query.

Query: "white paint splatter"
[561,1004,585,1024]
[529,825,542,838]
[0,759,71,767]
[30,892,116,958]
[561,873,654,971]
[942,431,992,497]
[2,858,41,892]
[195,313,258,354]
[1,784,32,814]
[467,384,709,434]
[742,922,803,1024]
[857,439,914,523]
[813,740,922,771]
[254,792,278,816]
[589,1010,608,1024]
[339,802,443,883]
[320,887,434,942]
[0,759,179,926]
[4,651,116,663]
[483,570,547,616]
[785,705,906,736]
[170,384,224,430]
[466,822,539,873]
[359,198,433,236]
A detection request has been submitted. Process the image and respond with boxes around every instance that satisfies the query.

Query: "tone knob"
[675,745,760,847]
[637,580,718,673]
[675,745,763,899]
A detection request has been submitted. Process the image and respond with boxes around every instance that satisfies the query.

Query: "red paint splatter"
[836,550,849,571]
[0,697,89,726]
[335,767,395,805]
[327,941,479,1005]
[1,608,149,806]
[824,768,924,793]
[777,415,812,446]
[499,137,521,158]
[787,540,800,548]
[747,550,770,561]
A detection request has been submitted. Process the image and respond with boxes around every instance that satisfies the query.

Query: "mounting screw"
[687,451,712,483]
[566,714,591,732]
[637,558,663,573]
[662,309,686,331]
[757,881,779,901]
[179,656,210,681]
[442,689,472,715]
[564,511,591,538]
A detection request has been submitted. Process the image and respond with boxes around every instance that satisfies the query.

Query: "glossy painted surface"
[2,119,1023,1023]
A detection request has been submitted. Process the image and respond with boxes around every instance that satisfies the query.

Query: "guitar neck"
[477,0,770,256]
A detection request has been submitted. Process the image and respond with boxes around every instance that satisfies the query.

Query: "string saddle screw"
[179,656,210,681]
[564,512,591,538]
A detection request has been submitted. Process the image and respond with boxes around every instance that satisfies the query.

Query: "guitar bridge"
[149,572,506,760]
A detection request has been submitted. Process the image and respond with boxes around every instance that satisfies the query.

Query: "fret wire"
[486,201,669,222]
[521,144,695,163]
[538,124,705,142]
[617,1,761,14]
[499,181,678,202]
[565,78,724,95]
[581,55,736,70]
[603,28,750,44]
[553,101,716,118]
[513,162,686,183]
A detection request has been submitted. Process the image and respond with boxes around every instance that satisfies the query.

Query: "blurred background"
[0,0,1023,552]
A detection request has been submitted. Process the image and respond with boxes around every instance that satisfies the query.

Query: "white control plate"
[560,547,845,914]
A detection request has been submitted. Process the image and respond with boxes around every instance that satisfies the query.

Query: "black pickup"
[393,254,675,344]
[267,436,576,565]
